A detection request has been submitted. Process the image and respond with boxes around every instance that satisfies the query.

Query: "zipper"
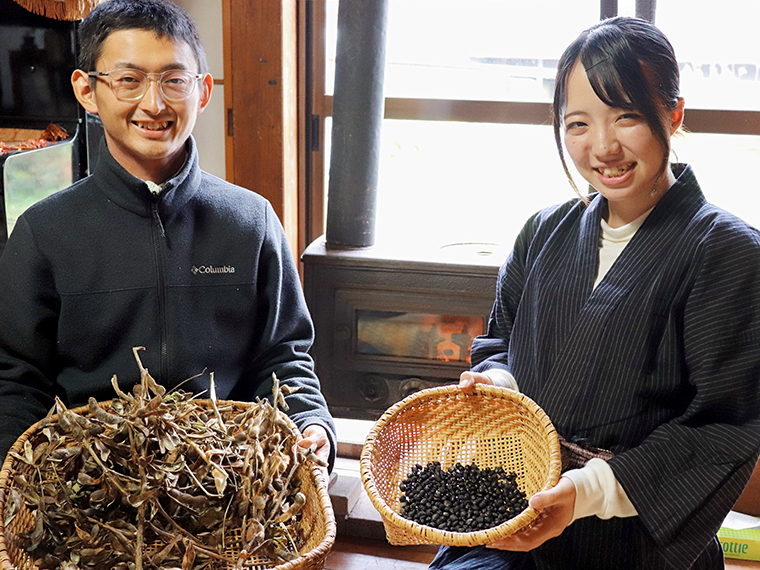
[150,196,169,383]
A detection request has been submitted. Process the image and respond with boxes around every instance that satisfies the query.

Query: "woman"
[430,16,760,570]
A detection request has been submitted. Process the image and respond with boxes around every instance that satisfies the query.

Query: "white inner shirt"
[594,207,653,289]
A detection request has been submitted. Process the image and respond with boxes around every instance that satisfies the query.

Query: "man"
[0,0,335,469]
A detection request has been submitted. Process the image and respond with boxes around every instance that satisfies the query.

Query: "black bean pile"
[398,461,529,533]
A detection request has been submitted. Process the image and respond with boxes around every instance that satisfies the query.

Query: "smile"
[595,163,634,178]
[133,121,171,131]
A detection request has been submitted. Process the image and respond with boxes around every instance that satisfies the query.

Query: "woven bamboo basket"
[0,400,336,570]
[360,384,561,547]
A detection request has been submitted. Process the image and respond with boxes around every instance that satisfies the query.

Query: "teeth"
[599,164,631,177]
[134,121,169,131]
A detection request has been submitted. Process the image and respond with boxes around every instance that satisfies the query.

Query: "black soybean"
[397,461,529,534]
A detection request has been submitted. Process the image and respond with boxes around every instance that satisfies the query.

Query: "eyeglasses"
[87,68,203,102]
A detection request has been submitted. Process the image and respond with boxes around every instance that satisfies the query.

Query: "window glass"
[657,1,760,111]
[325,120,760,250]
[671,132,760,229]
[374,120,573,249]
[3,142,73,235]
[326,0,599,101]
[325,118,576,249]
[357,310,482,363]
[327,0,760,109]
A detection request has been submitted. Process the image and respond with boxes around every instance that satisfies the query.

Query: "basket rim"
[358,384,561,546]
[0,398,336,570]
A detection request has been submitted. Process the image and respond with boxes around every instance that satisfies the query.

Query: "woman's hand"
[459,370,494,391]
[486,477,576,551]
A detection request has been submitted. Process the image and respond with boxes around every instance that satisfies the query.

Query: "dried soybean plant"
[4,347,327,570]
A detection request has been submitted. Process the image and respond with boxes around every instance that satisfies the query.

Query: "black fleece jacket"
[0,137,336,467]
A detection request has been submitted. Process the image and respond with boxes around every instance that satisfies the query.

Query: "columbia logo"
[191,265,236,275]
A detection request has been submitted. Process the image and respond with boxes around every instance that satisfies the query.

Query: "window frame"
[299,0,760,251]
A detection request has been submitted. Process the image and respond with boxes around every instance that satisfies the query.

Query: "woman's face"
[562,61,683,227]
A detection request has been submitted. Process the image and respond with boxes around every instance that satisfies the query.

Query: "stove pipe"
[325,0,389,248]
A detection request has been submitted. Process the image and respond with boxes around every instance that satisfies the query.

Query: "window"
[307,1,760,252]
[657,0,760,112]
[325,0,599,103]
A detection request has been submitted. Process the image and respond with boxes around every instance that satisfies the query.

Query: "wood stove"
[303,238,507,420]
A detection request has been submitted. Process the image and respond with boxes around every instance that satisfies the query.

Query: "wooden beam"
[323,96,760,136]
[225,0,299,258]
[682,108,760,136]
[383,98,553,126]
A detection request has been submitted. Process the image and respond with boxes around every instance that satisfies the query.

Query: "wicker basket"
[0,400,336,570]
[360,384,561,547]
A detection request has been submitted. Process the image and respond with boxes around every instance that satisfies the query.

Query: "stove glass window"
[356,310,483,363]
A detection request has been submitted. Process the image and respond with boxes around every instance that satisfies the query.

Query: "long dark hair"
[78,0,208,75]
[552,17,680,195]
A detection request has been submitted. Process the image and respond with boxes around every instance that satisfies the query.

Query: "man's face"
[73,29,212,182]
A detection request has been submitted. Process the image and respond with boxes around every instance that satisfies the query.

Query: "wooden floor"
[322,535,760,570]
[727,560,760,569]
[324,535,437,570]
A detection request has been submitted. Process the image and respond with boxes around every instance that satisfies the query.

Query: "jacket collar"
[92,136,202,218]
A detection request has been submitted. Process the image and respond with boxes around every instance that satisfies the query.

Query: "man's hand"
[486,477,576,551]
[297,424,331,475]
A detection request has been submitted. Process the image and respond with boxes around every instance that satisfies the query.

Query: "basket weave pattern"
[360,384,561,547]
[0,401,336,570]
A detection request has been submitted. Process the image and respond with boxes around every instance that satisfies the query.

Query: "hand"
[297,424,331,476]
[459,370,494,392]
[486,477,576,552]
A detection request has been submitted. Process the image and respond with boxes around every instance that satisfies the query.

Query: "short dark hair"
[77,0,208,74]
[552,16,680,194]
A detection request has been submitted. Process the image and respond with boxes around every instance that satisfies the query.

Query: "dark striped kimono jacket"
[436,165,760,570]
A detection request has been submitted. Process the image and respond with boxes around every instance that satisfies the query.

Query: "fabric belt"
[558,435,614,472]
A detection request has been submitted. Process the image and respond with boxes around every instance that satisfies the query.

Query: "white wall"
[172,0,226,180]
